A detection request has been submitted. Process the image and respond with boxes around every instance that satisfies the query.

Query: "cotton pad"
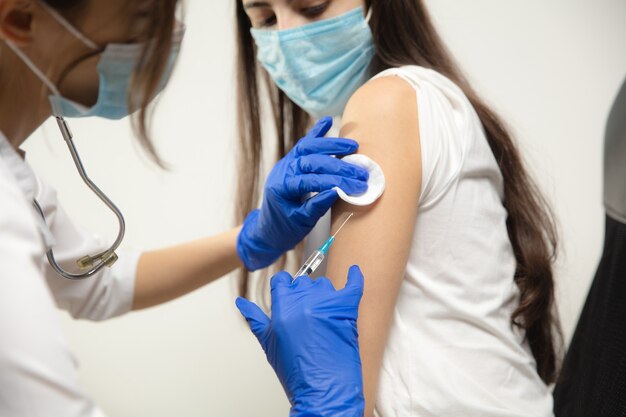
[334,154,385,206]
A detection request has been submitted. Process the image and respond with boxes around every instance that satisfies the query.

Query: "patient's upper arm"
[326,75,423,416]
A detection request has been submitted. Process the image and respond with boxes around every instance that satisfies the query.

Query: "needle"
[293,212,356,280]
[332,212,354,239]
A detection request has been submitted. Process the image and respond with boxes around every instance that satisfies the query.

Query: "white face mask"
[5,1,185,119]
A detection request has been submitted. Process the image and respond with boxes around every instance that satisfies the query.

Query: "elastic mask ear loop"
[365,7,373,23]
[38,1,98,50]
[4,40,62,96]
[3,1,101,99]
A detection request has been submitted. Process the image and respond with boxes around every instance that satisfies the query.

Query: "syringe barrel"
[294,250,326,279]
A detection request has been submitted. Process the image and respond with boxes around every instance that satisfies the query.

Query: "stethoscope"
[32,117,125,280]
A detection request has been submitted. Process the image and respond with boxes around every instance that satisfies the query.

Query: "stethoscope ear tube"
[32,117,126,280]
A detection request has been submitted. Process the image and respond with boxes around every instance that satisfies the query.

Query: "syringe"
[293,213,354,281]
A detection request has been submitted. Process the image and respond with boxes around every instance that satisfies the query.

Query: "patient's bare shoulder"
[341,74,420,152]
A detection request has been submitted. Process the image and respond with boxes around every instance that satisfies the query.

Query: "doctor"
[0,0,367,416]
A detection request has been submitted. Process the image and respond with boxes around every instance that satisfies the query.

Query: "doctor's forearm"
[132,227,242,310]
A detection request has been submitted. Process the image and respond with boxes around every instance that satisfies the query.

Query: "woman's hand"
[236,266,365,417]
[236,117,369,271]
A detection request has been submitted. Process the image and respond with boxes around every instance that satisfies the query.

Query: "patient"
[236,1,561,416]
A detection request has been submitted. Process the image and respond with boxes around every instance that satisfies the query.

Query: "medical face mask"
[251,7,375,118]
[4,2,184,120]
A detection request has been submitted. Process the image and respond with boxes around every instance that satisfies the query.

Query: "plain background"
[21,0,626,416]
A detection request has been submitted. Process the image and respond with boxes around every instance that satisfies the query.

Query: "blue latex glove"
[237,117,369,271]
[236,267,365,417]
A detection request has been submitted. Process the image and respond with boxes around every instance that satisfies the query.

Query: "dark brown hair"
[44,0,180,166]
[235,0,562,383]
[235,0,310,298]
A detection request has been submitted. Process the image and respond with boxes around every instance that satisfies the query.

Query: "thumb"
[236,297,270,342]
[345,265,365,297]
[299,189,339,222]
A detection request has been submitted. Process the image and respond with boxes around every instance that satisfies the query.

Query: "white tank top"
[362,66,553,416]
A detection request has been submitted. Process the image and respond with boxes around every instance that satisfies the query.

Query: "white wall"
[22,1,626,416]
[423,0,626,339]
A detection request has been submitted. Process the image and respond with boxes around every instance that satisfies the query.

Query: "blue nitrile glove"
[237,117,369,271]
[236,266,365,417]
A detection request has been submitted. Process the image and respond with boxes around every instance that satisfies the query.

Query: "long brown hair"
[235,0,561,383]
[42,0,181,167]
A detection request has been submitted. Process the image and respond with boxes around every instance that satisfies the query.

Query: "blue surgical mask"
[5,1,184,120]
[251,7,375,118]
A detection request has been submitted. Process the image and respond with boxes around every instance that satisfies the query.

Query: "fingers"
[270,271,294,290]
[295,137,359,157]
[294,155,369,180]
[305,116,334,139]
[235,297,270,341]
[314,276,337,291]
[292,274,314,288]
[285,173,368,196]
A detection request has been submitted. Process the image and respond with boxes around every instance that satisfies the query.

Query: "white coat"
[0,131,140,417]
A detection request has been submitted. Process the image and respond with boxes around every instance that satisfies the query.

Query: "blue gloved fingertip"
[340,179,368,195]
[318,115,333,125]
[346,265,365,290]
[355,167,370,181]
[270,271,294,290]
[310,117,334,138]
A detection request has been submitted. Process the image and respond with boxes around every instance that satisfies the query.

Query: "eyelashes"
[257,1,331,28]
[301,1,331,18]
[259,15,277,27]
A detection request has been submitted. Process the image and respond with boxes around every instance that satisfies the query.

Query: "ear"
[0,0,35,47]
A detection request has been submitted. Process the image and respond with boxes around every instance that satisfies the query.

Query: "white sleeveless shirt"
[347,66,553,416]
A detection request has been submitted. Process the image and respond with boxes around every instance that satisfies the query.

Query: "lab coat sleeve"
[37,177,140,321]
[0,174,108,417]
